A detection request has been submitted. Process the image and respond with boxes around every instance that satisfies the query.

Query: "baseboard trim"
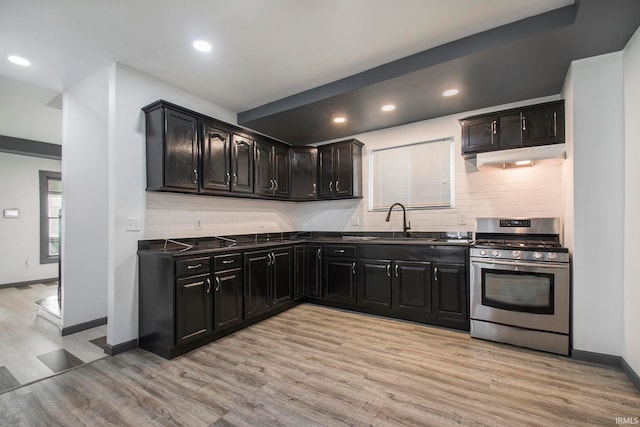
[621,358,640,392]
[0,277,57,289]
[61,316,107,336]
[104,339,138,356]
[572,349,622,367]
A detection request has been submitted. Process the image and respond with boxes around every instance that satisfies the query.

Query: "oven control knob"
[491,250,500,257]
[547,252,558,261]
[533,252,543,260]
[511,250,521,259]
[479,249,488,256]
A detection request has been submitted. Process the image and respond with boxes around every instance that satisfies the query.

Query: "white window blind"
[369,137,454,211]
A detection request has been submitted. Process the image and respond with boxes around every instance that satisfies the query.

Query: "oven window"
[481,269,554,314]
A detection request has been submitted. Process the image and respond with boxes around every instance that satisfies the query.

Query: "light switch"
[126,217,141,232]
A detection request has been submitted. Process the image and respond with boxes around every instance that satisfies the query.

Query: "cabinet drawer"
[324,245,356,258]
[176,257,210,277]
[213,253,241,271]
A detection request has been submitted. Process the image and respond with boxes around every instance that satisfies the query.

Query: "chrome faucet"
[385,202,411,237]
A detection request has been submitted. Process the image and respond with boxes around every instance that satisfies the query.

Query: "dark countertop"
[138,231,471,257]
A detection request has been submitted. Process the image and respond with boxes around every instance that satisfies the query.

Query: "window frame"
[368,137,455,212]
[39,170,62,264]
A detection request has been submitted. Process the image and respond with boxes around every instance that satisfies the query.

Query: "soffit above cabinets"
[238,0,640,145]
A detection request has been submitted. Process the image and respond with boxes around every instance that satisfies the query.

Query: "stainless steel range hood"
[475,144,566,168]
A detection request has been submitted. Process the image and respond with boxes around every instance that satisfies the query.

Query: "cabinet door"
[244,250,271,318]
[294,246,306,300]
[522,103,564,147]
[231,135,254,194]
[461,116,497,154]
[290,147,318,200]
[213,269,242,331]
[334,142,353,197]
[307,246,322,298]
[272,247,292,306]
[202,123,231,192]
[273,145,290,198]
[498,113,522,149]
[324,257,356,303]
[254,141,274,196]
[175,273,212,345]
[318,146,334,198]
[433,263,468,327]
[357,259,392,308]
[393,261,432,313]
[165,108,199,191]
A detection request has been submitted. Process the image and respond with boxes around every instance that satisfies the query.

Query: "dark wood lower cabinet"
[357,259,392,308]
[393,261,432,314]
[324,257,356,303]
[213,269,243,332]
[176,273,213,345]
[433,263,468,326]
[244,247,292,319]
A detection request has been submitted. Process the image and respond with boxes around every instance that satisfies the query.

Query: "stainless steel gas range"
[470,218,571,355]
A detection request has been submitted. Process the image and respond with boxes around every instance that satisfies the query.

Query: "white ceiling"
[0,0,573,114]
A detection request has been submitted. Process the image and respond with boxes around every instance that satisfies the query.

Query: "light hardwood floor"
[0,303,638,426]
[0,283,107,389]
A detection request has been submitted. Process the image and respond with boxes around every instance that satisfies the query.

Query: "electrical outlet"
[195,219,202,230]
[458,214,467,225]
[351,216,361,226]
[126,217,141,232]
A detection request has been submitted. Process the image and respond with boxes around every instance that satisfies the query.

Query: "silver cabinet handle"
[395,264,399,277]
[222,260,234,264]
[553,112,557,135]
[206,277,211,293]
[187,263,202,270]
[317,248,322,259]
[335,249,345,253]
[352,262,356,275]
[329,181,333,192]
[215,276,220,292]
[184,281,205,289]
[522,115,526,131]
[336,181,340,192]
[386,264,390,277]
[225,172,230,185]
[270,179,274,191]
[492,120,496,135]
[233,174,238,186]
[434,267,438,281]
[274,180,278,191]
[193,169,198,184]
[313,183,316,193]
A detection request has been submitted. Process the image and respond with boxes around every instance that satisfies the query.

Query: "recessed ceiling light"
[381,104,396,112]
[442,89,459,97]
[193,40,212,52]
[8,55,30,66]
[333,117,347,124]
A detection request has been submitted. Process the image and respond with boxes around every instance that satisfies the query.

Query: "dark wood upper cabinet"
[318,139,363,199]
[460,100,565,156]
[144,104,199,192]
[290,147,318,200]
[231,134,254,194]
[201,122,231,193]
[254,139,290,198]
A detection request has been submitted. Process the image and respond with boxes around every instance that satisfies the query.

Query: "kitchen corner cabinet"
[295,245,322,299]
[254,139,290,198]
[460,100,564,156]
[318,139,363,199]
[323,245,356,303]
[244,247,292,319]
[290,147,318,200]
[144,104,200,192]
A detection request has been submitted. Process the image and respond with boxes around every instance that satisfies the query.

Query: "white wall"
[563,52,625,356]
[623,28,640,374]
[298,96,565,233]
[62,68,110,328]
[0,152,61,285]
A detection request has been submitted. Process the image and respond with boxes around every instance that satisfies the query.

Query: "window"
[369,137,454,211]
[39,171,62,264]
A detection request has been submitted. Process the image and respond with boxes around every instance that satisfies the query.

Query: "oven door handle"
[471,259,568,269]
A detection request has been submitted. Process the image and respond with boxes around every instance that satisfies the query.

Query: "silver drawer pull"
[184,281,205,288]
[335,249,345,253]
[222,260,234,264]
[187,263,202,269]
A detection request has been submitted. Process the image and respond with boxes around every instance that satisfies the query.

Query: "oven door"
[470,258,570,334]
